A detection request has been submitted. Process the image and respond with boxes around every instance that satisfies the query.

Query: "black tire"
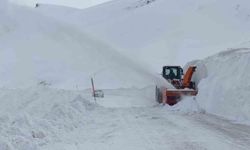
[190,82,196,89]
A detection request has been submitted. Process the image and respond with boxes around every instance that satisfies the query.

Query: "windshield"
[165,68,178,77]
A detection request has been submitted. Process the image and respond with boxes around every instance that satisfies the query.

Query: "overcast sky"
[9,0,112,9]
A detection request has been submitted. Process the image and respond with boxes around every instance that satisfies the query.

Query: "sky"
[9,0,112,9]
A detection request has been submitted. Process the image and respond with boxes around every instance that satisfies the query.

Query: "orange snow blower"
[156,66,198,105]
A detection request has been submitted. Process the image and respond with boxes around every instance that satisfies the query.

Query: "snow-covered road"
[1,88,249,150]
[45,104,250,150]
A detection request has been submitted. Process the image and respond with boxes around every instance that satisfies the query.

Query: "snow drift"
[189,48,250,124]
[0,87,97,150]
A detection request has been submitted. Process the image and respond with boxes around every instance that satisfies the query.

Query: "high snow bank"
[189,48,250,124]
[0,87,96,150]
[0,3,168,90]
[0,86,158,149]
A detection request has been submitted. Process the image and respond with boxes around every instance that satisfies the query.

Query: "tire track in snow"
[189,114,250,150]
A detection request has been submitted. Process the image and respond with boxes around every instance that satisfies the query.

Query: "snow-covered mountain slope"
[186,48,250,124]
[0,1,168,90]
[36,0,250,71]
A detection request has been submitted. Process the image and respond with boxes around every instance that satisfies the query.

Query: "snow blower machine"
[156,66,198,105]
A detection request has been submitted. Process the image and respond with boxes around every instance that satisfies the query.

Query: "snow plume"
[188,48,250,124]
[184,59,208,87]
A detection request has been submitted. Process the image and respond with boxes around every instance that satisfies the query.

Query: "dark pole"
[91,77,96,102]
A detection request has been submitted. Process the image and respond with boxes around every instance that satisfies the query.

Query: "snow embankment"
[188,48,250,124]
[0,85,157,149]
[0,87,95,150]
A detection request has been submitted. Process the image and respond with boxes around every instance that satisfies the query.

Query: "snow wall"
[186,48,250,124]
